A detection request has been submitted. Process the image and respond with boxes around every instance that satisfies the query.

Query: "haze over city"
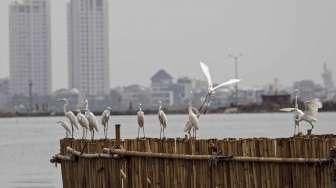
[1,1,336,187]
[0,0,336,90]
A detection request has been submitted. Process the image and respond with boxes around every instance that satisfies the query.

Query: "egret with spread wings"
[199,62,240,113]
[281,94,322,135]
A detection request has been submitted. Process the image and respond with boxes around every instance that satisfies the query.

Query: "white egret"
[57,98,79,138]
[158,101,168,139]
[199,61,240,113]
[137,104,145,139]
[184,91,200,139]
[101,106,112,139]
[281,93,322,135]
[184,105,200,139]
[76,109,89,139]
[83,99,99,140]
[57,121,71,138]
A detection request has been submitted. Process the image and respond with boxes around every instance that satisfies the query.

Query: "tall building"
[9,0,51,96]
[67,0,110,96]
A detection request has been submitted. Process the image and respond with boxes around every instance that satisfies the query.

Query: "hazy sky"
[0,0,335,91]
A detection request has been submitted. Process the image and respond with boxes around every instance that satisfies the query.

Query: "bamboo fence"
[51,134,336,188]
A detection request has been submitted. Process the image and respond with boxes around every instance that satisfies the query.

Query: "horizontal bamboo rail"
[66,146,118,158]
[52,147,332,164]
[104,148,332,164]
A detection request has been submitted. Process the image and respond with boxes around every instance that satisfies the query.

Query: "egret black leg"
[195,129,197,139]
[106,124,108,139]
[104,126,107,139]
[160,127,162,139]
[71,124,74,139]
[138,127,140,139]
[85,129,87,139]
[143,127,146,138]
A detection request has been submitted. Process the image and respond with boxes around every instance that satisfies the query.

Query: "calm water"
[0,112,335,187]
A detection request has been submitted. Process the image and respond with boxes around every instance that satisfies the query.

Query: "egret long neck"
[63,103,68,114]
[188,105,193,115]
[84,102,88,112]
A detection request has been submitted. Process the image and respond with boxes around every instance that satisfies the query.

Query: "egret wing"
[77,114,89,129]
[101,110,110,125]
[213,79,240,91]
[280,108,296,112]
[189,113,199,130]
[65,111,79,129]
[159,110,168,128]
[184,121,192,132]
[200,62,213,89]
[57,121,71,135]
[137,111,144,127]
[87,112,99,132]
[303,98,322,120]
[296,109,305,116]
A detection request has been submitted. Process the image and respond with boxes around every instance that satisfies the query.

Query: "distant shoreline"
[0,107,335,118]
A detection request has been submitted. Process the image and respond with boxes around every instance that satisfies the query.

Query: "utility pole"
[228,53,243,106]
[28,80,33,113]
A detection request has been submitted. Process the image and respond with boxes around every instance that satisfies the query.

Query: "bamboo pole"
[50,154,72,163]
[103,148,331,163]
[67,146,117,159]
[115,124,121,149]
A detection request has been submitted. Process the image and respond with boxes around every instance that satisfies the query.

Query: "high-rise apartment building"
[9,0,51,96]
[67,0,110,96]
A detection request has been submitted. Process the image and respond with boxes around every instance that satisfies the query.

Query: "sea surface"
[0,112,335,187]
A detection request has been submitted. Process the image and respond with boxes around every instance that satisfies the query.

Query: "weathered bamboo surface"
[53,135,336,188]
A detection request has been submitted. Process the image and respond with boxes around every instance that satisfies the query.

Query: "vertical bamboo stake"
[115,124,121,149]
[330,146,336,188]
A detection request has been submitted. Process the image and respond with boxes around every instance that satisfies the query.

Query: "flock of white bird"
[56,62,323,139]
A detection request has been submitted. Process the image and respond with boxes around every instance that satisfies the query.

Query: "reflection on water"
[0,113,335,187]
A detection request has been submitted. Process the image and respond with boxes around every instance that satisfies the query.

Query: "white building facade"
[9,0,51,96]
[67,0,110,97]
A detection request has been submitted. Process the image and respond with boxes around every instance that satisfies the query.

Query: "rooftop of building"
[151,69,173,82]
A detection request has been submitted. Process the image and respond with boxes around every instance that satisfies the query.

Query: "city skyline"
[0,0,335,91]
